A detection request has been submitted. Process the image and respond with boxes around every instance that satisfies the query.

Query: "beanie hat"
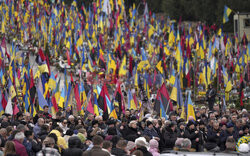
[149,139,159,149]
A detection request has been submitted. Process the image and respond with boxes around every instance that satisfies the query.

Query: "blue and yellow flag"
[223,6,232,23]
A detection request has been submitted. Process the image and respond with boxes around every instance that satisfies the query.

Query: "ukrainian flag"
[223,6,232,23]
[187,91,196,121]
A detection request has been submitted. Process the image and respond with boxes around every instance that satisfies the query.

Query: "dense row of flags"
[0,0,248,121]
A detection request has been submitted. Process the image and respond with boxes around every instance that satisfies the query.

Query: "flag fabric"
[98,84,109,120]
[187,91,196,121]
[223,6,232,23]
[154,83,173,117]
[37,87,48,110]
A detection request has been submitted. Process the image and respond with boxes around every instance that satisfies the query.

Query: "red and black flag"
[114,83,124,115]
[98,84,109,120]
[98,52,106,70]
[239,75,245,107]
[154,83,173,117]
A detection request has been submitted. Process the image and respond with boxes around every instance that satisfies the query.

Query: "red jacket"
[13,139,28,156]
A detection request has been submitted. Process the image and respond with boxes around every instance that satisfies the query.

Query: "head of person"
[16,112,23,121]
[209,113,216,120]
[242,125,249,134]
[38,118,45,127]
[227,123,234,133]
[116,139,128,151]
[178,122,185,130]
[135,137,148,149]
[0,128,7,138]
[198,120,205,131]
[103,141,112,153]
[236,119,243,128]
[43,137,56,148]
[175,138,184,148]
[125,109,131,117]
[14,132,25,143]
[92,135,104,147]
[24,112,31,122]
[43,106,49,113]
[68,136,82,148]
[24,130,34,140]
[88,114,94,121]
[129,120,137,129]
[92,120,99,128]
[200,106,206,114]
[146,121,153,129]
[187,121,195,130]
[231,114,237,123]
[4,141,16,155]
[213,121,220,131]
[62,119,68,127]
[225,137,236,151]
[169,113,177,121]
[182,138,192,149]
[95,116,103,124]
[169,121,177,131]
[37,111,44,118]
[16,124,27,133]
[68,115,75,123]
[56,112,62,120]
[149,139,158,150]
[132,150,144,156]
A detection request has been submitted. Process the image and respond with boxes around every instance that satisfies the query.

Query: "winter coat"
[33,124,41,138]
[13,139,28,156]
[62,148,83,156]
[177,128,185,138]
[149,148,160,156]
[184,128,200,149]
[111,147,128,156]
[23,138,42,156]
[143,127,159,139]
[219,130,239,151]
[50,129,68,152]
[123,127,140,141]
[163,127,177,149]
[205,128,220,150]
[82,146,110,156]
[137,147,153,156]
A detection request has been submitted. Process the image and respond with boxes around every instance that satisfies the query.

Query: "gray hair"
[182,138,191,149]
[14,132,25,141]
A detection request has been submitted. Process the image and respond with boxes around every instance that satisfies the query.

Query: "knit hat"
[126,141,136,152]
[149,139,159,149]
[135,137,148,148]
[226,122,234,128]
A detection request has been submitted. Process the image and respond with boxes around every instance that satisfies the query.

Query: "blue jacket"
[143,127,159,139]
[33,124,41,138]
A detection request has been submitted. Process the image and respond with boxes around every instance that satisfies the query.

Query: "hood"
[50,129,61,138]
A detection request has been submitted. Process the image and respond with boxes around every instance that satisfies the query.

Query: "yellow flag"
[119,56,127,76]
[156,61,163,74]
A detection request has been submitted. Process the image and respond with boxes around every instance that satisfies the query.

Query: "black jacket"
[184,128,200,149]
[137,147,153,156]
[205,128,220,150]
[163,127,177,149]
[62,148,83,156]
[111,147,128,156]
[123,127,140,141]
[177,128,185,138]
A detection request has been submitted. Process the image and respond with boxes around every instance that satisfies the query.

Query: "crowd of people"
[0,104,249,156]
[0,0,249,155]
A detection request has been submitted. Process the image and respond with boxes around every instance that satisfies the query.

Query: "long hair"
[4,141,16,156]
